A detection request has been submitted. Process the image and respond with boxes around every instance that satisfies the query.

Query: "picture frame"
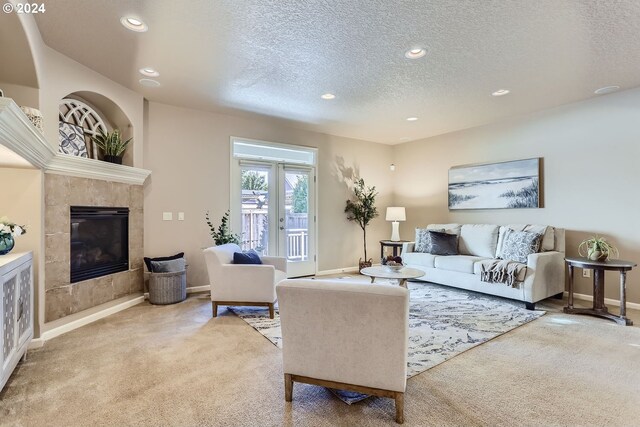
[448,158,541,210]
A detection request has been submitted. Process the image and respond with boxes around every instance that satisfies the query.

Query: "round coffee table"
[360,266,425,288]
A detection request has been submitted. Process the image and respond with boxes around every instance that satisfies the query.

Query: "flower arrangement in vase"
[0,217,27,255]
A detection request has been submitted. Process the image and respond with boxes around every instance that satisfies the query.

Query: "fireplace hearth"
[70,206,129,283]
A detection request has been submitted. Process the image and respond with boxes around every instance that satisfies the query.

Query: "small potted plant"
[206,210,241,245]
[0,217,27,255]
[344,178,379,271]
[91,128,132,164]
[578,235,619,261]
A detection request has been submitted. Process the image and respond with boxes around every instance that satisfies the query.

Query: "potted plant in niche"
[0,217,27,255]
[91,128,131,164]
[344,178,379,271]
[578,235,619,261]
[206,210,241,245]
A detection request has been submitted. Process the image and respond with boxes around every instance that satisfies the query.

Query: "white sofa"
[203,243,288,318]
[277,279,409,423]
[402,224,565,310]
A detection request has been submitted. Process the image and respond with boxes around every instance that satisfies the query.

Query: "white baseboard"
[36,295,145,344]
[316,266,359,276]
[143,285,210,299]
[565,291,640,311]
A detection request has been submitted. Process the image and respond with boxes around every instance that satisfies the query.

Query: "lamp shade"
[385,207,406,222]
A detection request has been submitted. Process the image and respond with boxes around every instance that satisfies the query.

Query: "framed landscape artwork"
[448,158,541,210]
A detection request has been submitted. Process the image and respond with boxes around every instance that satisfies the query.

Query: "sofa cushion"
[427,231,459,255]
[403,252,437,268]
[473,259,528,282]
[427,223,462,236]
[497,224,555,255]
[459,224,500,258]
[434,255,490,274]
[499,229,542,263]
[233,249,263,264]
[414,228,444,253]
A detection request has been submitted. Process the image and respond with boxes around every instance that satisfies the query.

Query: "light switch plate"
[163,212,173,221]
[582,268,591,278]
[178,212,185,221]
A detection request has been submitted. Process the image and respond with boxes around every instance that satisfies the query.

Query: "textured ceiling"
[34,0,640,144]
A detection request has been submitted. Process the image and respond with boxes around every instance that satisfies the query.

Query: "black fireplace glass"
[70,206,129,283]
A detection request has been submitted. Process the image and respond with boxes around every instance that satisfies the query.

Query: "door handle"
[279,226,285,230]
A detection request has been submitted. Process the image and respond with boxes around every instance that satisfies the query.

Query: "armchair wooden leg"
[395,392,404,424]
[212,302,218,318]
[284,374,293,402]
[269,303,275,319]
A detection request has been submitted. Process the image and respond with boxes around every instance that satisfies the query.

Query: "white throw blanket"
[480,260,525,287]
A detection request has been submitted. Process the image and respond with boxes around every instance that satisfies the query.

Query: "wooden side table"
[380,240,408,260]
[564,257,636,326]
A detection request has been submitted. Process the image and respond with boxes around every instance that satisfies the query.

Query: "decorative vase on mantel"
[103,155,123,165]
[0,234,15,256]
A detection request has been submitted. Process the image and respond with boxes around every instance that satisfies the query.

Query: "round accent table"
[564,257,636,326]
[360,266,425,288]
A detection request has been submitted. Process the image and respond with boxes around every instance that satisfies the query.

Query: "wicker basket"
[148,270,187,305]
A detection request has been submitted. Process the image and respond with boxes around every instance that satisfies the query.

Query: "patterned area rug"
[229,280,544,404]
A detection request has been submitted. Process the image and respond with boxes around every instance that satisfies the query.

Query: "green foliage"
[91,128,132,157]
[206,210,241,246]
[242,171,268,191]
[292,176,308,213]
[344,178,378,261]
[578,235,619,260]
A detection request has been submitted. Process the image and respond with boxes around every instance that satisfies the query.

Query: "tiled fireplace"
[44,174,144,322]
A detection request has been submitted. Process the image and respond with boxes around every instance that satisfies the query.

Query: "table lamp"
[386,207,406,241]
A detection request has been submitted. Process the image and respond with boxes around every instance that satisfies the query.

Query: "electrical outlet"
[178,212,185,221]
[582,268,591,278]
[162,212,173,221]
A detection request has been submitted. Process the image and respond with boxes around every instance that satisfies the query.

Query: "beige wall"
[394,88,640,304]
[0,81,39,108]
[0,167,44,335]
[144,101,394,287]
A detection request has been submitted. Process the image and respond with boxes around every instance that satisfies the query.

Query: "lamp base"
[390,221,401,242]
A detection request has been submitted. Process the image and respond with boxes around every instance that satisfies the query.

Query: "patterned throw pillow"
[415,228,444,252]
[499,229,542,263]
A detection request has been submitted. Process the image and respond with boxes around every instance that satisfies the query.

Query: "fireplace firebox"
[70,206,129,283]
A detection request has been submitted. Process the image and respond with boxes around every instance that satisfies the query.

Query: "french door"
[235,161,316,277]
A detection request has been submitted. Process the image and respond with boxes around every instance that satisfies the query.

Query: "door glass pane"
[241,167,270,255]
[285,171,309,262]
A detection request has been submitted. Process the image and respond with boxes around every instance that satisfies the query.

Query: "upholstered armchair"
[203,244,287,318]
[276,279,410,423]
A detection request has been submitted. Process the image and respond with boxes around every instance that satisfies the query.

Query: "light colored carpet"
[1,279,640,426]
[230,280,544,403]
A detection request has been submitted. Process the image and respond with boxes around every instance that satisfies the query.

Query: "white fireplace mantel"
[0,97,150,185]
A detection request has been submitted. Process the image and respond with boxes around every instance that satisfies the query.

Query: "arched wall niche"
[59,91,135,166]
[0,13,39,106]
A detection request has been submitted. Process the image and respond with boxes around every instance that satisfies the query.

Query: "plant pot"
[359,258,372,272]
[0,234,15,255]
[103,155,123,164]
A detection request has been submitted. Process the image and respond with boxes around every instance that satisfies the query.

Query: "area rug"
[229,280,544,404]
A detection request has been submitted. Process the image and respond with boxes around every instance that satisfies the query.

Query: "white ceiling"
[34,0,640,144]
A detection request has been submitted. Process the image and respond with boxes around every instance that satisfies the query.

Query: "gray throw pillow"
[426,231,459,256]
[499,229,542,263]
[150,257,186,273]
[415,228,445,253]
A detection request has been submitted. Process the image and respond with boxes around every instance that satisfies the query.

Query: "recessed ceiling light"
[406,117,418,121]
[399,137,410,142]
[594,85,620,95]
[405,48,426,59]
[321,93,335,100]
[139,68,160,77]
[120,16,148,32]
[139,78,160,87]
[491,89,510,97]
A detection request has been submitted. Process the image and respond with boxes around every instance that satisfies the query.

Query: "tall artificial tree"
[344,178,379,265]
